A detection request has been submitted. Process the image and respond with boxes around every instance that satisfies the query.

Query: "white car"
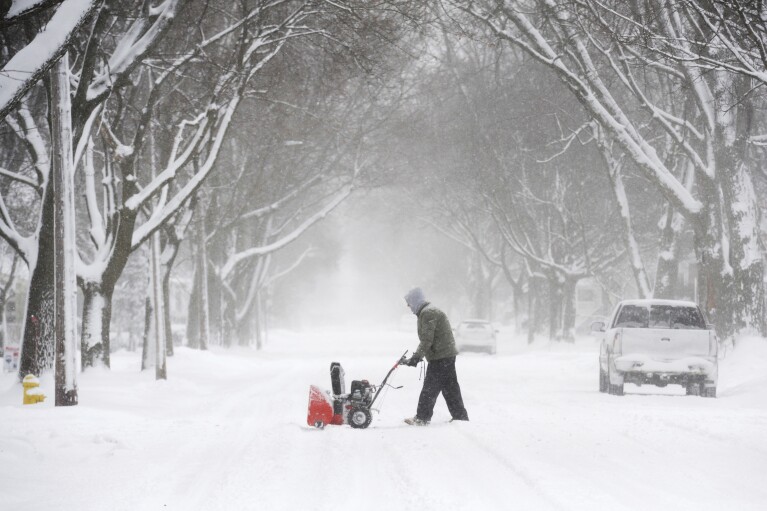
[592,299,718,397]
[455,320,497,355]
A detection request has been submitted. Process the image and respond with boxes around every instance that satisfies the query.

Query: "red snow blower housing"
[307,351,407,429]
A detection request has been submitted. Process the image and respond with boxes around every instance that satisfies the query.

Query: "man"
[402,287,469,425]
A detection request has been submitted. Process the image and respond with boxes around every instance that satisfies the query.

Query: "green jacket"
[414,303,458,362]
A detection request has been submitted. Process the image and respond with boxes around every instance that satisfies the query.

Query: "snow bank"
[718,336,767,400]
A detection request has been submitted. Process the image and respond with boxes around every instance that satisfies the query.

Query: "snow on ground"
[1,329,766,511]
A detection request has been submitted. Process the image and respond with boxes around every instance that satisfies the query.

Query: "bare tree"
[1,1,186,379]
[456,0,766,337]
[75,0,345,367]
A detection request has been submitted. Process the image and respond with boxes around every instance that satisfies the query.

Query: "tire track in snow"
[155,363,305,510]
[216,360,354,511]
[653,413,767,455]
[449,425,568,511]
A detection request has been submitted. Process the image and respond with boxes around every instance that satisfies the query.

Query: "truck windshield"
[614,305,706,329]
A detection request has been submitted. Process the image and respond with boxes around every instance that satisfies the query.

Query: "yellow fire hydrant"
[22,374,46,405]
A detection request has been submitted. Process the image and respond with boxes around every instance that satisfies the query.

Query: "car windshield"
[613,305,706,329]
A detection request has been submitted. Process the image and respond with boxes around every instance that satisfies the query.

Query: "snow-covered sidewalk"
[1,330,766,511]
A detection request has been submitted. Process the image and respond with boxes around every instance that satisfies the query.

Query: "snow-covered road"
[2,330,766,511]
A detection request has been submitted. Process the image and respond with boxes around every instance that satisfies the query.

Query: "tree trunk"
[18,183,55,380]
[527,276,542,344]
[186,265,200,348]
[469,255,493,320]
[499,252,525,331]
[162,254,174,357]
[158,216,191,355]
[719,162,764,335]
[222,304,234,348]
[261,291,269,347]
[141,296,152,371]
[512,286,523,332]
[237,312,251,347]
[0,306,6,352]
[254,290,264,350]
[692,178,729,333]
[562,278,577,343]
[653,204,682,299]
[128,330,137,352]
[196,215,209,350]
[80,282,113,368]
[548,276,564,341]
[548,279,557,341]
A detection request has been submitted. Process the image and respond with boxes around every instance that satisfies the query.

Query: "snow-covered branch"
[0,0,100,118]
[0,166,38,189]
[460,0,703,217]
[219,183,352,279]
[3,0,58,22]
[124,109,212,213]
[131,98,240,249]
[85,0,182,103]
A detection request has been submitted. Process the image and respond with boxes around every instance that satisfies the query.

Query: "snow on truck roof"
[618,299,699,307]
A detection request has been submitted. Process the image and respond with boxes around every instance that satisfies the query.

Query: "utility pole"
[51,52,78,406]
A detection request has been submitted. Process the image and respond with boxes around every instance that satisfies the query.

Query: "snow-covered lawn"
[2,330,766,511]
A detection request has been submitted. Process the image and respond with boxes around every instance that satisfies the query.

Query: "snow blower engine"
[307,351,408,429]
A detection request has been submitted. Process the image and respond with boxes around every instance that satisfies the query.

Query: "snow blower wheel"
[349,406,372,429]
[307,351,408,430]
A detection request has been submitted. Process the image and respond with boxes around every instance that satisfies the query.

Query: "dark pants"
[416,356,469,421]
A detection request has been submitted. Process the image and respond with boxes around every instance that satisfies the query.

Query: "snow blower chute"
[307,351,408,429]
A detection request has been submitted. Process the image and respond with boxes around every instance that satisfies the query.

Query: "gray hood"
[404,287,427,315]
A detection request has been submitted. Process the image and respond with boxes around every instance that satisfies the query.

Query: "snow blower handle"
[369,350,409,409]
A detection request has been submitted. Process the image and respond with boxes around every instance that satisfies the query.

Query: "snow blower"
[307,350,408,429]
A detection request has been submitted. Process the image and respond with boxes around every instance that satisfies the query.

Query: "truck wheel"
[685,383,701,396]
[349,406,372,429]
[607,365,623,396]
[702,386,716,398]
[599,368,608,393]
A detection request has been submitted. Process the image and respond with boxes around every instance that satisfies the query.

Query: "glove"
[405,356,422,367]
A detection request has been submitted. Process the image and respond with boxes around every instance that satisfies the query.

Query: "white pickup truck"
[592,299,718,397]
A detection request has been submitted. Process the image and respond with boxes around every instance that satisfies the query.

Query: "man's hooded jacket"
[405,288,458,362]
